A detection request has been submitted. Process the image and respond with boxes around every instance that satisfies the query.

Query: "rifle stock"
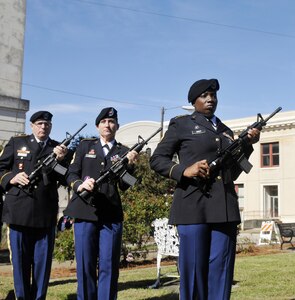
[79,127,162,201]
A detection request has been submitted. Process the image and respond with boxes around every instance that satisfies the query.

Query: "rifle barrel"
[63,123,87,146]
[263,107,282,123]
[71,123,87,138]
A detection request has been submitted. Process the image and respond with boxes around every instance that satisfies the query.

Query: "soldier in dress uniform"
[0,111,68,300]
[64,107,138,300]
[150,79,261,300]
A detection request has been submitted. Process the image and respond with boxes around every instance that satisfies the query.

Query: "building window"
[263,185,278,218]
[235,184,245,208]
[261,142,279,167]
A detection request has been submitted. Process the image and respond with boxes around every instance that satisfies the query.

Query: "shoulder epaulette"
[118,143,128,148]
[81,137,98,142]
[14,134,29,137]
[174,114,188,119]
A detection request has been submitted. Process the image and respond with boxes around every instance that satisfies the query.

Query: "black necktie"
[103,144,110,156]
[39,141,45,149]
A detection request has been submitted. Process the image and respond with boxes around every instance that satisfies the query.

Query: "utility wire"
[0,77,181,110]
[70,0,295,39]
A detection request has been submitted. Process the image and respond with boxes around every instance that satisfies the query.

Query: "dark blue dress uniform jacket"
[64,138,131,223]
[0,134,62,228]
[150,111,253,225]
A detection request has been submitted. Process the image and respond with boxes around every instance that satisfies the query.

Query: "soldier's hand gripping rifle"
[79,127,162,201]
[26,123,87,188]
[208,107,282,176]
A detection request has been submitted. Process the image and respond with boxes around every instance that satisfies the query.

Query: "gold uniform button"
[101,162,104,166]
[215,138,220,142]
[217,176,222,180]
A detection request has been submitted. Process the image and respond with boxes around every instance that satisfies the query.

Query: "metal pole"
[160,107,165,138]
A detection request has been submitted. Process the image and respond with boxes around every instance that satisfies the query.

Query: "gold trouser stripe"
[6,225,18,298]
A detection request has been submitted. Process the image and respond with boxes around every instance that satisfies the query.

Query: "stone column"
[0,0,30,145]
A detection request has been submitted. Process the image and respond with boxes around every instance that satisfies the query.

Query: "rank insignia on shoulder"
[81,137,97,142]
[174,114,188,119]
[119,143,128,149]
[15,134,28,137]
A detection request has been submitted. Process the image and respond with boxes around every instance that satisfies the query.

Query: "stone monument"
[0,0,29,146]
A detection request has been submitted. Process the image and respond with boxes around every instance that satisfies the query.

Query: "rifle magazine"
[121,170,137,187]
[53,163,67,176]
[237,155,253,173]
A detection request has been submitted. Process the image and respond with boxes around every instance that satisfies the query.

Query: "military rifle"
[79,127,162,201]
[25,123,87,188]
[208,106,282,176]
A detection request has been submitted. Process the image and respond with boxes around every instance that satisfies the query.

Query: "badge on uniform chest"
[85,149,96,158]
[111,154,120,164]
[191,125,205,135]
[17,147,30,157]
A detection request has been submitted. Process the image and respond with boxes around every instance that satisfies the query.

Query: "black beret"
[188,79,220,104]
[30,111,53,123]
[95,107,118,126]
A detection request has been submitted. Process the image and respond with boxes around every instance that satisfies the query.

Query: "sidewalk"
[238,228,261,244]
[0,249,76,277]
[0,228,277,277]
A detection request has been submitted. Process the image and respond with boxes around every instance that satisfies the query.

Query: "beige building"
[228,110,295,227]
[117,109,295,229]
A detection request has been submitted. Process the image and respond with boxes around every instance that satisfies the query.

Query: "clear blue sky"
[22,0,295,140]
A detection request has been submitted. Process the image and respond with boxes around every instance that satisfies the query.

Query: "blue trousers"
[74,220,123,300]
[8,224,55,300]
[177,223,237,300]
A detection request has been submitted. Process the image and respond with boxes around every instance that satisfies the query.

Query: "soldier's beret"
[30,111,53,123]
[188,79,220,104]
[95,107,118,126]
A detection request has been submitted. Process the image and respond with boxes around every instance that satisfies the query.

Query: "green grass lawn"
[1,252,295,299]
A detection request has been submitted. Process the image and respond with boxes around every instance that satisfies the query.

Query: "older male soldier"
[0,111,68,300]
[64,107,138,300]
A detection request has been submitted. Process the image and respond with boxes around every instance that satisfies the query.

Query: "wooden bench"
[276,222,295,249]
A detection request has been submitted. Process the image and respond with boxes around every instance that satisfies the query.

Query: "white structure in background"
[116,121,168,153]
[116,110,295,229]
[150,217,179,288]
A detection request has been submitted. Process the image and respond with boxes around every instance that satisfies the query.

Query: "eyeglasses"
[33,121,52,128]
